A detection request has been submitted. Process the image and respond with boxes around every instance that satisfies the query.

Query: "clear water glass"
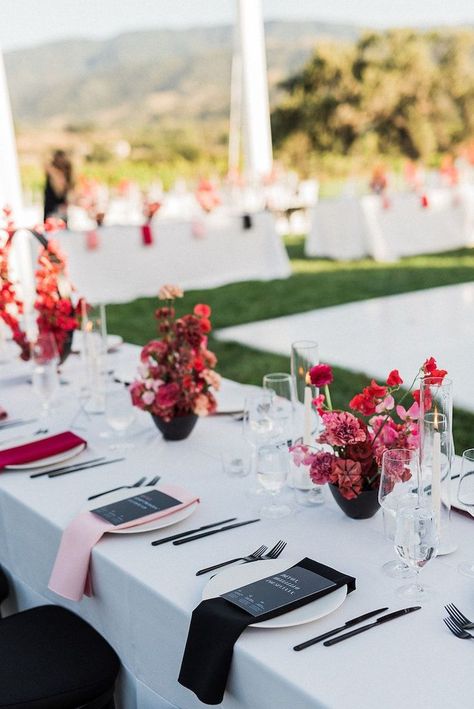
[394,504,439,602]
[221,443,252,478]
[290,444,325,506]
[243,391,276,496]
[105,384,135,449]
[379,448,419,578]
[262,372,295,446]
[257,444,291,518]
[31,333,59,425]
[457,448,474,577]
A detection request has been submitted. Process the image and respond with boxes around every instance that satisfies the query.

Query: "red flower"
[386,369,403,386]
[156,383,180,408]
[350,393,377,416]
[332,459,363,500]
[312,394,325,415]
[366,380,387,398]
[309,364,333,388]
[423,357,437,374]
[194,303,211,318]
[199,317,212,333]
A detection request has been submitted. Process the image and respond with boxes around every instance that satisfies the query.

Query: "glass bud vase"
[419,376,457,555]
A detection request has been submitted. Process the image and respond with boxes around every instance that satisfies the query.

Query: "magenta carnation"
[321,411,367,447]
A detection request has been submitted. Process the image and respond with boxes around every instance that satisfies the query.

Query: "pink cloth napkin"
[49,484,199,601]
[0,431,86,469]
[85,229,99,250]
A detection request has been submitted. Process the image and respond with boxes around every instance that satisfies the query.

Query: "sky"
[1,0,474,51]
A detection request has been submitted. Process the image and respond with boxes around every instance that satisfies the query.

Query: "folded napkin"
[49,484,199,601]
[0,431,86,470]
[179,558,355,705]
[141,223,153,245]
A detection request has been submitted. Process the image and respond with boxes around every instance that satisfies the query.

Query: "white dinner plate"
[4,442,86,470]
[84,487,199,534]
[202,558,348,629]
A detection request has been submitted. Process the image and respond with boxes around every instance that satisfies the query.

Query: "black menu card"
[222,565,337,617]
[91,489,182,526]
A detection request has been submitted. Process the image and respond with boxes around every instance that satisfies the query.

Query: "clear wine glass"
[379,448,419,578]
[394,504,439,602]
[105,383,136,450]
[257,444,291,518]
[262,372,295,446]
[457,448,474,577]
[31,332,59,427]
[243,391,276,495]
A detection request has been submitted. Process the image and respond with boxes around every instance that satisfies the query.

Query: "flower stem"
[324,384,333,411]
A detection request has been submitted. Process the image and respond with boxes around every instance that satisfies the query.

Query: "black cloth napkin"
[178,557,355,705]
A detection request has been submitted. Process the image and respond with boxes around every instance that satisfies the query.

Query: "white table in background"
[0,345,473,708]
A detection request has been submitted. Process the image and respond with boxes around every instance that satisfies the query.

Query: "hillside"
[4,21,360,129]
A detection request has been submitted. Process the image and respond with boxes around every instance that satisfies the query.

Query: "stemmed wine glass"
[31,333,59,428]
[457,448,474,577]
[256,444,291,518]
[394,504,439,602]
[379,448,419,578]
[262,372,295,446]
[243,391,276,495]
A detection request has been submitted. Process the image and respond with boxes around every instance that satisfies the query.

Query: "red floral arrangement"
[293,357,447,500]
[0,208,83,360]
[130,285,220,421]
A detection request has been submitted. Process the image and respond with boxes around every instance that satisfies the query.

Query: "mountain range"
[4,21,359,129]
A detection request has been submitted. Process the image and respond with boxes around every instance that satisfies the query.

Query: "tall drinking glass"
[31,332,59,426]
[379,449,419,578]
[290,340,319,404]
[105,383,136,449]
[457,449,474,577]
[262,372,295,446]
[394,504,439,602]
[243,391,275,495]
[257,444,291,518]
[81,302,107,414]
[419,376,455,554]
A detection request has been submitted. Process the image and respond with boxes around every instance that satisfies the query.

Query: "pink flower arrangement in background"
[130,286,220,421]
[292,357,447,500]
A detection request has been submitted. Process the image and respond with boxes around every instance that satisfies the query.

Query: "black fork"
[445,603,474,630]
[444,617,474,639]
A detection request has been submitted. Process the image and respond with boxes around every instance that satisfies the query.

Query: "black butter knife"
[151,518,237,546]
[173,518,260,545]
[293,607,389,650]
[324,606,421,646]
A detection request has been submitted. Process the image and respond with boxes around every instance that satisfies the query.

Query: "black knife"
[173,518,260,545]
[151,518,237,546]
[324,606,421,646]
[30,457,106,478]
[48,457,125,478]
[293,607,389,650]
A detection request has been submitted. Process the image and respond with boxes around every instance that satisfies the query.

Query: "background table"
[56,210,291,304]
[0,345,473,708]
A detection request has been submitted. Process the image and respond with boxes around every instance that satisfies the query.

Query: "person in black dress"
[43,150,73,222]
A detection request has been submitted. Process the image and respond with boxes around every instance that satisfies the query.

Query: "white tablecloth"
[57,211,290,304]
[306,187,474,261]
[0,345,473,709]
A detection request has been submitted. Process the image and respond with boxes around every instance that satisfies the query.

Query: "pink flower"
[156,383,180,408]
[142,390,155,406]
[193,393,211,416]
[194,303,211,317]
[201,369,221,390]
[312,394,325,415]
[396,401,420,421]
[375,395,394,413]
[158,284,183,300]
[332,459,363,499]
[309,452,335,485]
[320,411,367,447]
[309,364,333,388]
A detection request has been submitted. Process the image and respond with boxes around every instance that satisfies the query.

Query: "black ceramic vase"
[151,413,198,441]
[329,483,380,519]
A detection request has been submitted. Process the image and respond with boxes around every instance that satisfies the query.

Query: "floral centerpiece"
[0,209,84,362]
[292,357,447,517]
[130,285,220,440]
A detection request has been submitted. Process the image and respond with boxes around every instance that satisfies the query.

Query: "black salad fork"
[444,617,474,639]
[445,603,474,630]
[195,545,268,576]
[87,476,147,501]
[256,540,287,561]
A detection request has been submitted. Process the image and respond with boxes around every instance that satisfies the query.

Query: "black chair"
[0,566,120,709]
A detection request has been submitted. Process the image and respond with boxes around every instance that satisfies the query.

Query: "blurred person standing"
[43,149,74,222]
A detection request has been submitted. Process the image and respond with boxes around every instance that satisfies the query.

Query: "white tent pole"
[228,28,242,175]
[0,45,22,216]
[237,0,273,182]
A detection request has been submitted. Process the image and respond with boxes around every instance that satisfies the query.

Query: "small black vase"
[329,483,380,520]
[151,413,198,441]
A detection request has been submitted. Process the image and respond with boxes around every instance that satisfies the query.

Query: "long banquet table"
[56,210,291,304]
[0,344,473,708]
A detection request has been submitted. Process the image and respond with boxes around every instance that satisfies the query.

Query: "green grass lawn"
[107,237,474,451]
